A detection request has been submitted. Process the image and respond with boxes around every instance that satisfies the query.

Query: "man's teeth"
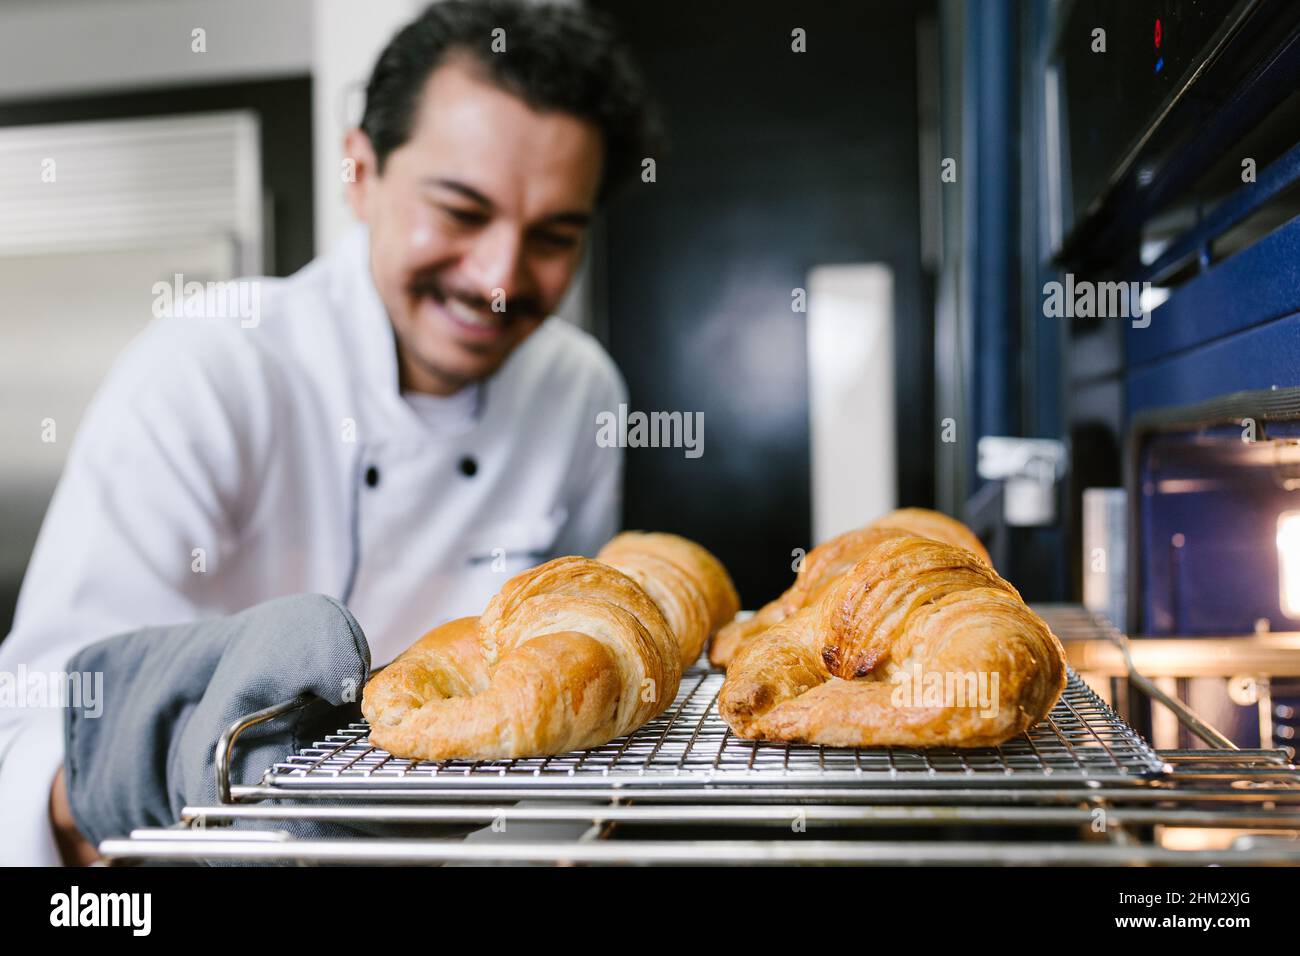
[445,299,499,329]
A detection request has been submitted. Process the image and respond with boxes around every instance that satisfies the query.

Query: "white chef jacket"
[0,224,626,865]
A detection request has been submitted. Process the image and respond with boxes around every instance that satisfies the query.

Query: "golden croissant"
[362,532,738,761]
[709,507,992,668]
[718,533,1067,748]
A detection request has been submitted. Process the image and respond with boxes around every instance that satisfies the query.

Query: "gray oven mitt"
[63,593,473,860]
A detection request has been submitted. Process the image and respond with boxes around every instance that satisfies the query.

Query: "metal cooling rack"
[98,605,1300,866]
[257,665,1165,795]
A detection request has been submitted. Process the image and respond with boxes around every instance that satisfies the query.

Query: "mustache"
[408,273,541,321]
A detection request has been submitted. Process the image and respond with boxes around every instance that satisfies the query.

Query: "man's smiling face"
[347,57,604,394]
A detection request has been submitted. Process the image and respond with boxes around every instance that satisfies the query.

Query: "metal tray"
[260,665,1166,795]
[102,606,1300,865]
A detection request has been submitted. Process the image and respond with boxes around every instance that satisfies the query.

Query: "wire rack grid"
[263,662,1166,794]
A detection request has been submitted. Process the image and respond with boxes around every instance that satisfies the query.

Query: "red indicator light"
[1155,18,1162,48]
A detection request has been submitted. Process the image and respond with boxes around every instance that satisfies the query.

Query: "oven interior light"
[1277,512,1300,618]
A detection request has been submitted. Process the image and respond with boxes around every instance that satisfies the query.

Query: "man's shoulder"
[122,255,337,384]
[101,268,319,426]
[509,318,627,403]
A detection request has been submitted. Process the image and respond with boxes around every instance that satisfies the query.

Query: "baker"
[0,0,658,865]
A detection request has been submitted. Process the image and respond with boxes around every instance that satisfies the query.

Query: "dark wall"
[592,0,930,606]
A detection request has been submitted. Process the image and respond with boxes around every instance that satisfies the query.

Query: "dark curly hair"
[360,0,662,200]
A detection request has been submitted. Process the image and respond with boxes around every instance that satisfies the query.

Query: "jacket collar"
[328,224,483,438]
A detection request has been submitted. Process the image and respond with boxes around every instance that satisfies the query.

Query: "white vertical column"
[807,264,897,543]
[312,0,425,255]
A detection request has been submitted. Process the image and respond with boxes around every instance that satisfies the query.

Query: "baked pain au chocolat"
[362,532,738,761]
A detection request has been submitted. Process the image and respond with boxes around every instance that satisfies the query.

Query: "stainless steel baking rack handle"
[1100,619,1240,751]
[214,693,313,804]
